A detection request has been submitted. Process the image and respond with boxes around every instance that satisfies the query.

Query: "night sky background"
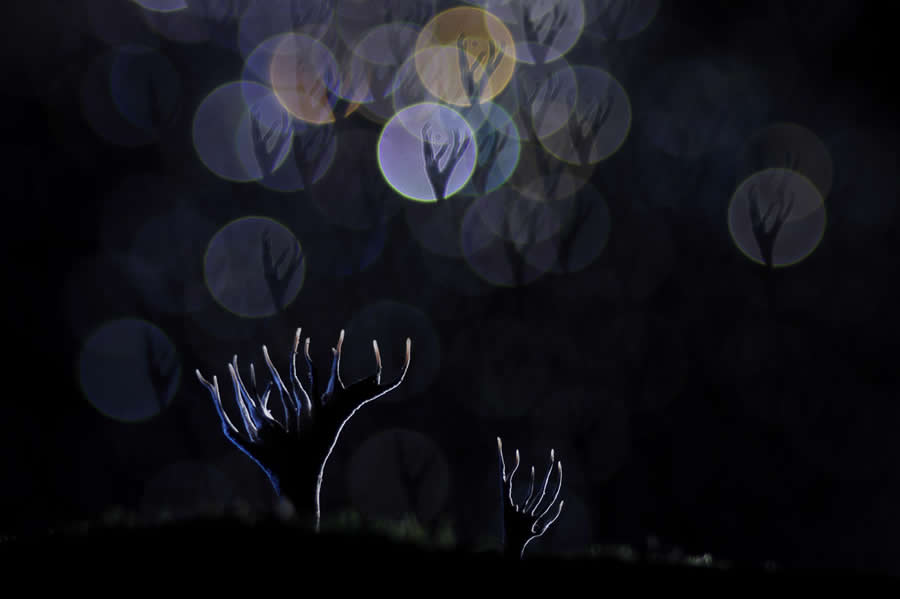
[2,0,898,575]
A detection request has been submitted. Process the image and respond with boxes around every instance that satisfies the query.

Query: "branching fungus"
[196,328,412,531]
[497,437,564,559]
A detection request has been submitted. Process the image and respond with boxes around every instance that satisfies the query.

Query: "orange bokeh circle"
[414,6,516,107]
[269,33,362,124]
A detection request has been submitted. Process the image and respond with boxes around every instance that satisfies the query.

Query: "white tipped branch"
[527,449,556,515]
[289,329,313,419]
[232,356,274,424]
[372,339,382,384]
[508,449,520,507]
[335,329,345,388]
[263,344,293,427]
[522,466,536,511]
[231,356,257,410]
[536,461,563,520]
[196,370,239,435]
[325,329,348,400]
[228,363,260,441]
[497,437,507,482]
[537,500,564,536]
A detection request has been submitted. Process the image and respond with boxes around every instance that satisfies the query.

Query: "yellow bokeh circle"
[414,6,516,107]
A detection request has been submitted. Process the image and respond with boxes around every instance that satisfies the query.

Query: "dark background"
[2,0,898,574]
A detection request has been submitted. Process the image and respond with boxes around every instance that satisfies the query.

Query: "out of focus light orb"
[242,33,293,90]
[460,188,560,287]
[484,0,586,64]
[353,21,420,67]
[378,103,477,202]
[327,50,377,105]
[193,80,273,182]
[236,89,295,179]
[238,0,333,58]
[349,22,421,115]
[79,318,181,422]
[414,6,517,106]
[728,169,826,267]
[584,0,659,42]
[259,121,338,193]
[515,59,578,140]
[390,50,444,118]
[740,122,834,201]
[204,216,305,318]
[388,49,493,132]
[82,50,165,147]
[461,103,521,196]
[109,45,181,132]
[471,186,562,246]
[130,0,188,14]
[269,33,341,124]
[335,0,437,50]
[508,143,594,202]
[552,185,612,273]
[539,66,630,165]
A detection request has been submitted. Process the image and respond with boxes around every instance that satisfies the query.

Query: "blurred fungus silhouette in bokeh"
[728,168,826,268]
[79,318,181,423]
[204,216,306,318]
[414,5,517,106]
[378,102,477,202]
